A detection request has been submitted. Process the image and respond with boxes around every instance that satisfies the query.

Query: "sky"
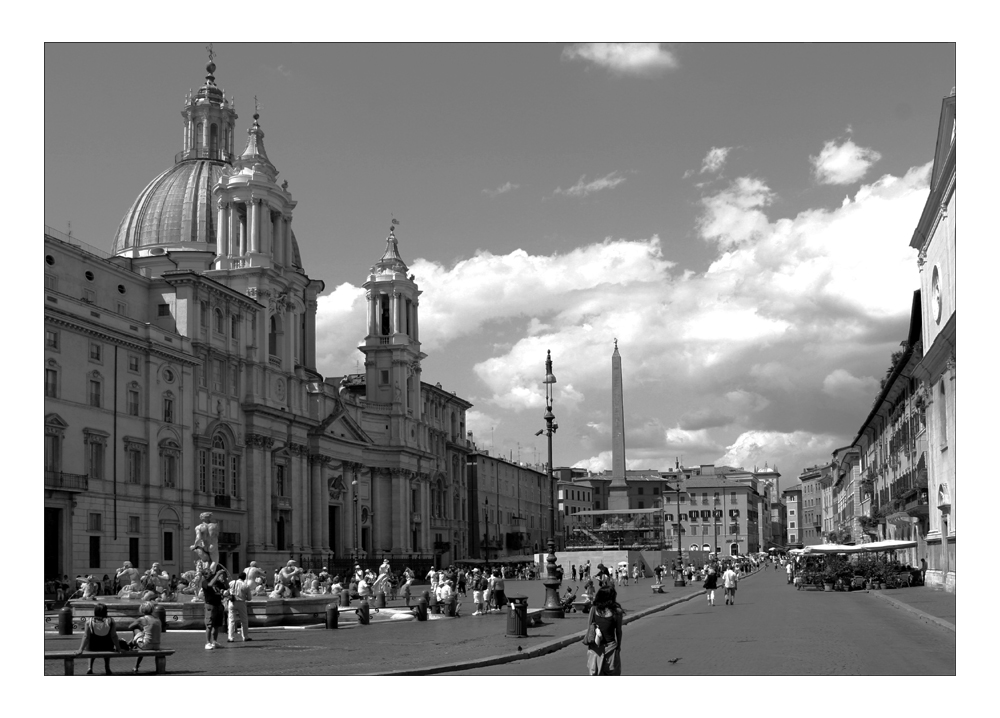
[44,41,958,485]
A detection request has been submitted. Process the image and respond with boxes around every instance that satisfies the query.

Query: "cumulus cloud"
[700,147,732,174]
[483,182,519,198]
[561,43,678,76]
[553,172,626,198]
[311,162,931,478]
[811,138,883,185]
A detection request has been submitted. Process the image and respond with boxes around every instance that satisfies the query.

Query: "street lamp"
[666,477,686,586]
[540,349,563,618]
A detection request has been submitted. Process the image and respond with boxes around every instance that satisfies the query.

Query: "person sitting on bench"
[78,602,121,674]
[127,601,162,673]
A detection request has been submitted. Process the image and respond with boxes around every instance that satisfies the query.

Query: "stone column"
[216,200,229,262]
[413,300,419,343]
[389,292,398,335]
[274,215,284,266]
[391,470,406,553]
[310,455,324,552]
[284,216,293,267]
[249,198,259,255]
[306,299,317,369]
[202,121,209,154]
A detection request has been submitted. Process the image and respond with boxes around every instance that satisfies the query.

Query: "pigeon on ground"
[517,646,523,652]
[667,657,681,664]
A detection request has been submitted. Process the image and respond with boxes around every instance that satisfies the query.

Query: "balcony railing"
[174,148,233,164]
[274,495,292,510]
[219,532,241,545]
[44,471,88,492]
[214,494,232,508]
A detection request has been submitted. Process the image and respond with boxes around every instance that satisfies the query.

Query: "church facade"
[44,56,472,584]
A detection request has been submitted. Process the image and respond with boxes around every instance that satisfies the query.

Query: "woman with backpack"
[703,568,718,607]
[583,586,624,675]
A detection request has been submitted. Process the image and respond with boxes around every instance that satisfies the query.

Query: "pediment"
[324,411,372,445]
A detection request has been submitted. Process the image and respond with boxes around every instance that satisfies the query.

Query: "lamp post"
[541,349,563,618]
[484,497,490,564]
[667,477,686,586]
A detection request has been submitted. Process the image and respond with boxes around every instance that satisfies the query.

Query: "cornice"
[45,311,199,367]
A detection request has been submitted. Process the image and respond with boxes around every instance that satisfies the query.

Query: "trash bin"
[57,605,74,635]
[505,594,528,638]
[375,591,386,608]
[340,590,351,607]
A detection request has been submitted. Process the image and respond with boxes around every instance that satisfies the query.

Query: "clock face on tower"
[931,266,942,324]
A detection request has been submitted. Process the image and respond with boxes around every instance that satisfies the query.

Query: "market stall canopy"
[856,539,918,552]
[799,544,862,555]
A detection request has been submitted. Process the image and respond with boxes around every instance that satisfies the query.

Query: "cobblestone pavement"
[43,573,706,676]
[455,568,956,675]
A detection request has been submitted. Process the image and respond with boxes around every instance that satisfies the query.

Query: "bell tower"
[359,223,425,442]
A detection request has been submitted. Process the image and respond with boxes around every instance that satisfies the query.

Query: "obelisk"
[608,339,630,511]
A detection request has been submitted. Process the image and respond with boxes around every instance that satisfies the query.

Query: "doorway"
[328,506,339,556]
[45,507,61,578]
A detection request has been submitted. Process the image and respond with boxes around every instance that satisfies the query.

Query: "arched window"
[231,314,240,340]
[269,316,279,357]
[196,122,204,150]
[162,392,174,423]
[453,491,460,521]
[204,432,241,498]
[436,479,445,518]
[214,308,224,334]
[210,123,219,157]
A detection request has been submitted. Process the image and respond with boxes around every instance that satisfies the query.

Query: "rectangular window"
[638,487,644,495]
[45,329,59,349]
[230,364,238,395]
[89,536,101,568]
[163,397,173,423]
[231,315,240,339]
[162,454,176,488]
[638,500,644,509]
[380,370,389,385]
[212,360,224,392]
[198,450,207,492]
[45,369,58,398]
[128,355,140,372]
[88,513,102,532]
[88,442,104,480]
[127,388,139,416]
[129,537,139,567]
[230,455,240,497]
[116,301,128,316]
[790,521,796,529]
[653,487,660,495]
[45,434,60,472]
[89,343,102,361]
[163,531,174,562]
[45,273,59,291]
[128,515,140,533]
[127,448,142,484]
[200,303,208,327]
[89,380,101,408]
[212,451,228,495]
[158,304,171,317]
[83,288,95,303]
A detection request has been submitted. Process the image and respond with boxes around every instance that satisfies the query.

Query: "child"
[127,601,162,673]
[78,602,120,674]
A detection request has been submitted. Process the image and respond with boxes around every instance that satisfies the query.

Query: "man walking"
[722,564,739,605]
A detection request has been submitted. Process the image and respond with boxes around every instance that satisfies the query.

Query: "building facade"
[798,465,826,546]
[467,451,554,560]
[44,55,472,583]
[910,91,956,592]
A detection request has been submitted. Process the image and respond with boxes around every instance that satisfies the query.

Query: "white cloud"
[716,430,840,474]
[483,182,520,198]
[311,163,932,478]
[561,43,678,77]
[553,172,626,198]
[700,146,732,174]
[811,138,883,185]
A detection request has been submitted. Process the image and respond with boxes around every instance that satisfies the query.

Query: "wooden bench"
[44,649,175,675]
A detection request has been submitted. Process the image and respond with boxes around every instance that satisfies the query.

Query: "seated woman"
[78,602,121,674]
[328,576,343,599]
[127,601,162,674]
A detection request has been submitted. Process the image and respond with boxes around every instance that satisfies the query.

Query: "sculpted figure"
[116,562,142,597]
[190,512,219,568]
[276,560,303,598]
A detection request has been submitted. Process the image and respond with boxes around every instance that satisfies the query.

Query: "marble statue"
[190,512,219,568]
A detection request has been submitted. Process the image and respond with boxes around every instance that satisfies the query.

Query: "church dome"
[111,158,302,268]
